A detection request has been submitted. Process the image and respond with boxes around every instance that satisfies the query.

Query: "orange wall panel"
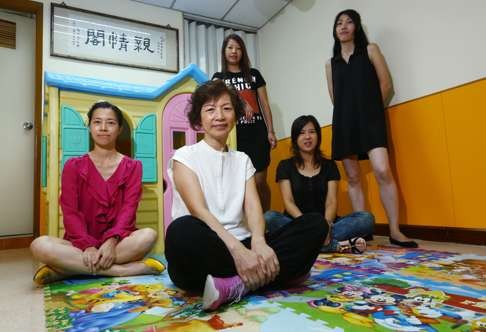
[386,95,455,227]
[441,80,486,228]
[268,138,291,212]
[267,81,485,230]
[321,126,355,216]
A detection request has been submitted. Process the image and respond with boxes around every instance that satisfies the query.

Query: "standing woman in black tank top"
[325,9,417,247]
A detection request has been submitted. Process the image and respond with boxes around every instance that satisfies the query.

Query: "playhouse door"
[0,11,35,236]
[162,94,203,232]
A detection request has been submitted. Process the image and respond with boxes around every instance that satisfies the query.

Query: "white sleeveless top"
[168,140,255,240]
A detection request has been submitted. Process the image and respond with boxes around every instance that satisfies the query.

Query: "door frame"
[0,0,43,245]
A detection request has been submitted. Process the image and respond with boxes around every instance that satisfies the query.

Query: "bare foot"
[113,261,159,277]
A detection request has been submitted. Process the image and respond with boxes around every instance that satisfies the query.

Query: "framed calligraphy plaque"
[51,4,179,72]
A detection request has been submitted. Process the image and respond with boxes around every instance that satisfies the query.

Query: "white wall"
[40,0,184,86]
[183,19,259,78]
[258,0,486,138]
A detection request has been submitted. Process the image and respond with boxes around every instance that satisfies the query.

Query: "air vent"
[0,19,16,49]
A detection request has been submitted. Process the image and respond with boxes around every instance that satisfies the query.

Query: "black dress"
[331,47,388,160]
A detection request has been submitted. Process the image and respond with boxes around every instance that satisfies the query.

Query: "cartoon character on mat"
[66,283,196,331]
[366,288,482,331]
[445,259,486,288]
[308,285,372,309]
[355,291,436,331]
[68,300,144,332]
[400,289,451,324]
[471,316,486,332]
[350,290,401,316]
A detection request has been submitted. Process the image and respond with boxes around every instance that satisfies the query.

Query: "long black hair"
[220,33,252,82]
[332,9,369,60]
[291,115,325,169]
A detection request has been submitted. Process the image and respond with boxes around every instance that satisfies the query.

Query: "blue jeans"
[264,211,375,252]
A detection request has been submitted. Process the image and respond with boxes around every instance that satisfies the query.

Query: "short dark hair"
[87,101,124,126]
[291,115,325,168]
[187,80,244,130]
[332,9,369,60]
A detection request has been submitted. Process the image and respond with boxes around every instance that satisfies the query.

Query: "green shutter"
[61,105,89,169]
[134,113,157,183]
[41,135,47,187]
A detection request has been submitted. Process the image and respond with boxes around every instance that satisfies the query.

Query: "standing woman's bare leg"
[342,157,366,211]
[254,169,271,212]
[368,147,415,244]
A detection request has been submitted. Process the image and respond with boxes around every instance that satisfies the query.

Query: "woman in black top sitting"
[265,115,374,253]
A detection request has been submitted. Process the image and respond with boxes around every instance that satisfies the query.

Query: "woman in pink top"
[30,101,164,285]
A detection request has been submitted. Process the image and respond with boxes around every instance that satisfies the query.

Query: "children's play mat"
[44,246,486,331]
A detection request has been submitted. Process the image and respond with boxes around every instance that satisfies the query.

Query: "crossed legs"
[30,228,158,278]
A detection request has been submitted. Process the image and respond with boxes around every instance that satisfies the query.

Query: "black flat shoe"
[389,237,418,248]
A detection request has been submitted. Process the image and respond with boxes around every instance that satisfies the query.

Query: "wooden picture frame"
[50,3,179,72]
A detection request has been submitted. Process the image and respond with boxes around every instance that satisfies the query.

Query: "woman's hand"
[267,131,277,149]
[230,244,267,291]
[251,237,280,284]
[96,237,118,270]
[83,247,100,274]
[243,101,254,121]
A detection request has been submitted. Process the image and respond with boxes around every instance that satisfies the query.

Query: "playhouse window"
[196,132,204,142]
[172,131,186,149]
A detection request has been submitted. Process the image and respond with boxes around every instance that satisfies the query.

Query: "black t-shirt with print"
[212,68,266,126]
[276,158,341,216]
[212,68,270,171]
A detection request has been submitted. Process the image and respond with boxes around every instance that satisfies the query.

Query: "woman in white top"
[165,80,328,311]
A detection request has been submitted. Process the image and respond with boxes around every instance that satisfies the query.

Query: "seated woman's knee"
[355,211,374,223]
[165,216,201,251]
[30,236,55,262]
[165,217,186,243]
[139,228,157,246]
[302,213,329,236]
[355,211,375,233]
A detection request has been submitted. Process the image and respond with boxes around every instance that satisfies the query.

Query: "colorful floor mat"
[44,246,486,331]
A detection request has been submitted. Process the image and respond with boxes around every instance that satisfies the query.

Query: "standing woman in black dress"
[325,9,417,247]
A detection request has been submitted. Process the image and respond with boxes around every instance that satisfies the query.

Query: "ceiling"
[132,0,290,31]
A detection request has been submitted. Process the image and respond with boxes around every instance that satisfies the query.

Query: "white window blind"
[184,19,259,78]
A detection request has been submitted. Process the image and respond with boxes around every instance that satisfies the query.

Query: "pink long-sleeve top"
[60,154,143,250]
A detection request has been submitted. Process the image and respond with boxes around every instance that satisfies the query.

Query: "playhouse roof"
[44,64,208,100]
